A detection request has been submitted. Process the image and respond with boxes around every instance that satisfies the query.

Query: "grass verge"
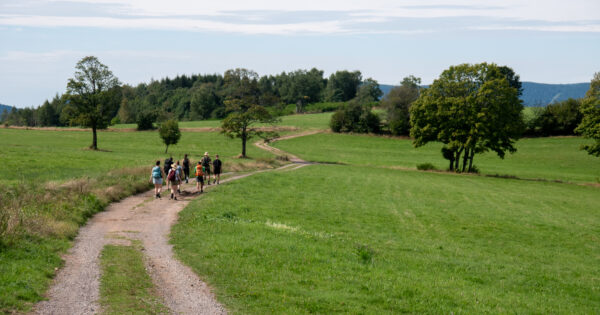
[99,241,168,314]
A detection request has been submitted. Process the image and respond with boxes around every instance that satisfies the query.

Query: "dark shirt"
[183,158,190,169]
[164,158,173,173]
[201,156,211,167]
[213,159,222,170]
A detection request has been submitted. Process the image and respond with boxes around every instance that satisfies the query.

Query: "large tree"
[278,68,326,113]
[382,75,421,135]
[159,119,181,153]
[576,72,600,156]
[410,63,524,172]
[221,69,279,157]
[64,56,121,150]
[325,70,362,102]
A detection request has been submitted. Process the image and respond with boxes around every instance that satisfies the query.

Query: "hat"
[204,152,208,156]
[172,164,177,169]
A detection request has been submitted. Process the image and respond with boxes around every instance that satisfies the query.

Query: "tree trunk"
[91,124,98,150]
[449,157,454,171]
[468,150,475,172]
[165,144,169,154]
[454,148,463,172]
[462,148,470,172]
[241,128,247,158]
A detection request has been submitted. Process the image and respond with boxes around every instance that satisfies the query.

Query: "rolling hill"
[379,82,590,107]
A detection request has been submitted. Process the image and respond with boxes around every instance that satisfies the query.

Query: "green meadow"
[171,164,600,314]
[273,133,600,183]
[1,113,599,313]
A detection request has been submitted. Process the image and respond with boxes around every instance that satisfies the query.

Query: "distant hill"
[0,103,12,119]
[379,82,589,107]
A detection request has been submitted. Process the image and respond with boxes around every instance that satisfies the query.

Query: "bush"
[524,99,582,136]
[136,111,157,130]
[416,163,436,171]
[329,101,381,134]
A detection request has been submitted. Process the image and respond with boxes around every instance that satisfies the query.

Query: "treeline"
[0,68,378,127]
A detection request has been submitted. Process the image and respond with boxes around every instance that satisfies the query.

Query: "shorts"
[203,166,211,175]
[196,176,204,184]
[169,180,178,186]
[152,177,163,185]
[213,168,221,175]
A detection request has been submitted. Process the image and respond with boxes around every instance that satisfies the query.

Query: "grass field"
[0,127,278,313]
[273,133,600,183]
[171,164,600,313]
[111,112,332,131]
[0,128,272,184]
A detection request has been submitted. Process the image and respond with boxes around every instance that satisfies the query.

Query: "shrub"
[329,101,381,134]
[416,163,436,171]
[136,111,157,130]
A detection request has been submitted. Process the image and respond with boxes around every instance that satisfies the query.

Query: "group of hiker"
[150,152,223,200]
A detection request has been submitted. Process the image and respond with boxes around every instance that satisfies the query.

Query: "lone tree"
[576,72,600,156]
[410,63,524,172]
[221,68,278,157]
[64,56,121,150]
[382,75,421,135]
[159,119,181,153]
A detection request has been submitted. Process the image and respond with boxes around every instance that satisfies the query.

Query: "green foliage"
[100,243,168,314]
[525,98,582,136]
[576,72,600,156]
[135,110,157,130]
[158,119,181,153]
[355,78,383,103]
[221,105,279,157]
[171,164,600,314]
[330,101,381,134]
[278,68,325,113]
[325,70,362,102]
[382,76,421,136]
[63,56,121,149]
[410,63,524,172]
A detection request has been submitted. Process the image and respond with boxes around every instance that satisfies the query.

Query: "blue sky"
[1,0,599,108]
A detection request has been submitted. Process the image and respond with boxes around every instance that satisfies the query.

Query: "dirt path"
[32,132,318,315]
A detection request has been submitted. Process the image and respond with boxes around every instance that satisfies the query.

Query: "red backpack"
[167,169,176,181]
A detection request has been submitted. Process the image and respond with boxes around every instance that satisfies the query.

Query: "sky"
[1,0,599,108]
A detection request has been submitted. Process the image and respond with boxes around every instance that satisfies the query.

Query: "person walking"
[183,154,190,184]
[201,152,212,185]
[150,160,163,199]
[164,156,173,189]
[167,164,180,200]
[175,161,184,194]
[212,154,222,185]
[195,161,204,193]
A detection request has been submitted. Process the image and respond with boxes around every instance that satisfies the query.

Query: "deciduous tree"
[576,72,600,156]
[64,56,121,150]
[158,119,181,153]
[410,63,524,172]
[221,105,278,158]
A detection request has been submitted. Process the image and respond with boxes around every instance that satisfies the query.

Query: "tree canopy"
[382,76,421,135]
[158,119,181,153]
[410,63,524,172]
[576,72,600,156]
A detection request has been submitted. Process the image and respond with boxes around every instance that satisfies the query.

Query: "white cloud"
[0,0,598,35]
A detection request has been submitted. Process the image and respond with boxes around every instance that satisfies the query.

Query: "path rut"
[32,132,316,315]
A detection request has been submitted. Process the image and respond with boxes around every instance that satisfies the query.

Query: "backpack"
[202,157,211,167]
[167,169,176,181]
[152,166,162,178]
[195,165,203,176]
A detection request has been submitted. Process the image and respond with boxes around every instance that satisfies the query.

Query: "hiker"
[164,156,173,189]
[183,154,190,184]
[175,160,184,194]
[213,154,222,185]
[201,152,212,185]
[167,164,180,200]
[150,160,163,199]
[195,161,204,193]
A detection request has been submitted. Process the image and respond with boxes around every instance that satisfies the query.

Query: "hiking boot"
[170,193,174,199]
[174,196,177,200]
[178,189,181,194]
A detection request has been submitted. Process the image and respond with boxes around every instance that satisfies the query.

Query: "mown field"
[0,128,272,184]
[111,112,332,131]
[172,164,600,313]
[273,133,600,183]
[0,127,277,313]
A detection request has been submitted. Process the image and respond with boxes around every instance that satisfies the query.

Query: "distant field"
[111,112,332,131]
[273,133,600,183]
[172,164,600,314]
[0,129,272,184]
